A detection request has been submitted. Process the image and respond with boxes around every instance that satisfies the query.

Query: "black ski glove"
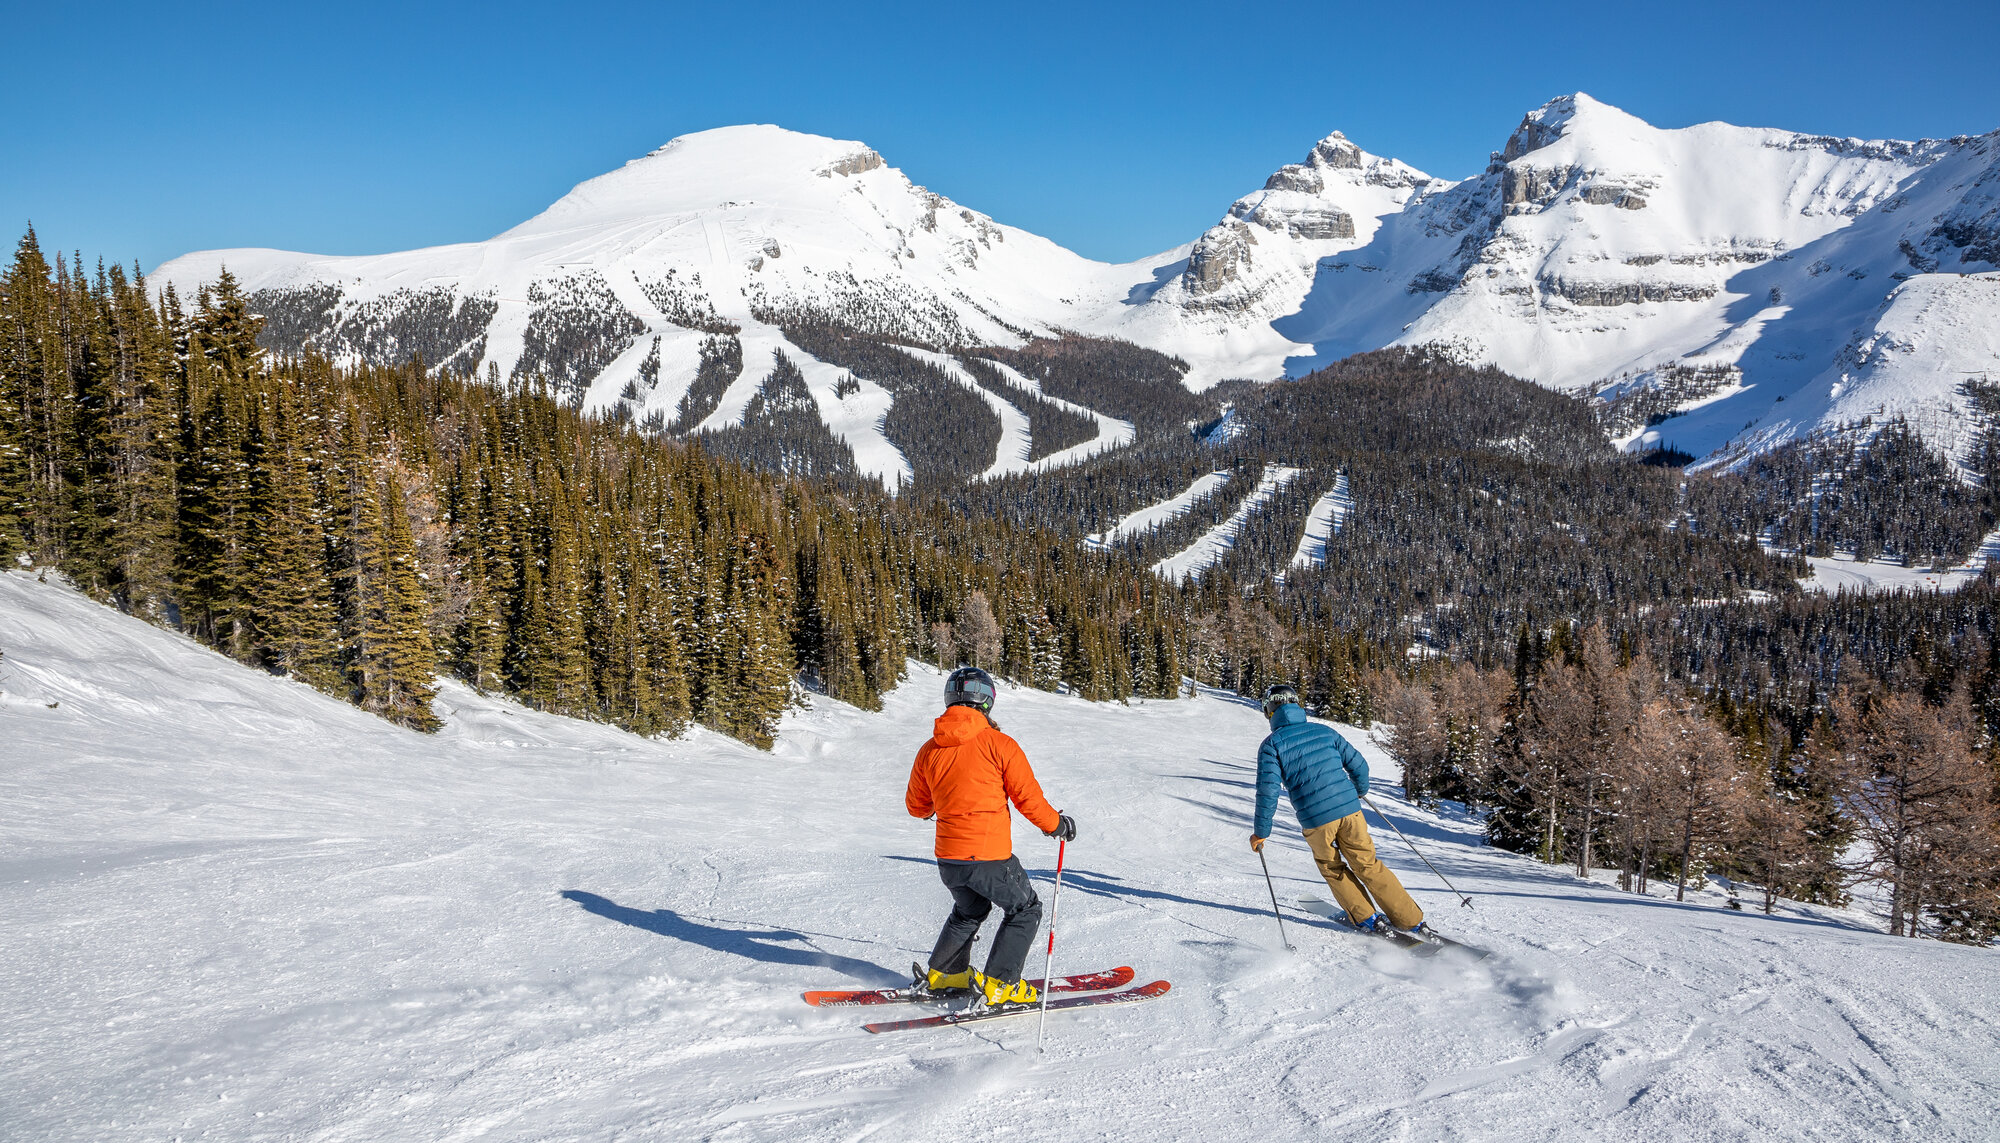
[1046,813,1077,842]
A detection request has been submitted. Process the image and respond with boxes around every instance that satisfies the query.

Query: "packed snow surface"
[5,570,1998,1143]
[1152,464,1303,580]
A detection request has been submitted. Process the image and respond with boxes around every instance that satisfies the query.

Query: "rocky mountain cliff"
[1267,94,2000,470]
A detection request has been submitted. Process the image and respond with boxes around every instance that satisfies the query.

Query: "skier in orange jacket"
[906,666,1076,1007]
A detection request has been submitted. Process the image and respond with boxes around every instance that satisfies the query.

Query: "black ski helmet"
[945,666,998,713]
[1261,682,1301,718]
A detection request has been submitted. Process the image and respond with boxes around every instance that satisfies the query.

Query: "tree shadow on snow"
[560,890,903,984]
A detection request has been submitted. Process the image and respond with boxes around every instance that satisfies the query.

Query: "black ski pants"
[928,855,1043,983]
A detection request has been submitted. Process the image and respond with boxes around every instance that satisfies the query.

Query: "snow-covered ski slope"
[977,358,1135,471]
[1287,470,1353,572]
[1085,469,1234,550]
[1152,464,1302,580]
[704,318,913,489]
[5,570,1997,1143]
[893,347,1033,480]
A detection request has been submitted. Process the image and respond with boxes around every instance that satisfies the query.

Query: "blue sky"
[6,0,1997,270]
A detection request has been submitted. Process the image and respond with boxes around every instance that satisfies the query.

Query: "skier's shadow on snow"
[560,890,903,984]
[879,855,1349,930]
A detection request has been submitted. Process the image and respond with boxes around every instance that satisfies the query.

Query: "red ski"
[862,979,1171,1034]
[803,966,1133,1008]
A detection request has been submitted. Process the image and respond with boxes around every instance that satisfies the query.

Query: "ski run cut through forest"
[5,571,1998,1143]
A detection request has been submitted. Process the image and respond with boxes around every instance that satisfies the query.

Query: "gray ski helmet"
[1261,682,1301,718]
[945,666,998,713]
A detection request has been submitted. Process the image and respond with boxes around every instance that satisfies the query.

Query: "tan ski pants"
[1303,811,1424,929]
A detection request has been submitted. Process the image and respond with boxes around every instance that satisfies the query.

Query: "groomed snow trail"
[893,347,1033,480]
[977,358,1135,471]
[1286,470,1352,572]
[4,570,1997,1143]
[1152,464,1303,580]
[1085,470,1234,551]
[692,319,912,492]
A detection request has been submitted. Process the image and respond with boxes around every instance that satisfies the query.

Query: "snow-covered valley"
[6,571,1997,1142]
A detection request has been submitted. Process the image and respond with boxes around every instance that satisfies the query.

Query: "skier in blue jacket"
[1250,682,1426,935]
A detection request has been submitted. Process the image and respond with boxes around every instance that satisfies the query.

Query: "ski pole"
[1362,794,1474,908]
[1256,845,1293,951]
[1035,836,1066,1054]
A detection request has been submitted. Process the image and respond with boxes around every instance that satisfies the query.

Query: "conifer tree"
[246,379,338,687]
[513,492,593,715]
[0,230,50,562]
[351,470,439,730]
[81,264,179,615]
[174,346,255,649]
[0,229,76,563]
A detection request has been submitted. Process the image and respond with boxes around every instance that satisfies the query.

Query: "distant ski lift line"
[1152,465,1304,581]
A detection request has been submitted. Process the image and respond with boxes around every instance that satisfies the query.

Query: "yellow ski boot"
[921,964,975,995]
[978,973,1041,1007]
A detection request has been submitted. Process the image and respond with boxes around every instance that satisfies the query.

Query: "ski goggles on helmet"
[1261,683,1300,718]
[945,666,998,713]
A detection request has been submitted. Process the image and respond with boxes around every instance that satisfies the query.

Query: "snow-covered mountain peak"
[1307,130,1364,168]
[1494,92,1648,164]
[504,124,915,236]
[1275,94,2000,471]
[1262,130,1432,194]
[1167,129,1436,322]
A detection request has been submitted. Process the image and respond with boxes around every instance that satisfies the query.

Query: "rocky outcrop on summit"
[819,149,886,177]
[1172,131,1431,317]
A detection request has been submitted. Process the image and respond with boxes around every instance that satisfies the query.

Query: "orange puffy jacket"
[906,705,1060,861]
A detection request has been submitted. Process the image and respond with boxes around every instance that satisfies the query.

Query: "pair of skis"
[803,966,1171,1034]
[1295,896,1492,959]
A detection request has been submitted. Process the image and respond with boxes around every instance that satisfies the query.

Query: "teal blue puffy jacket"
[1253,703,1369,837]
